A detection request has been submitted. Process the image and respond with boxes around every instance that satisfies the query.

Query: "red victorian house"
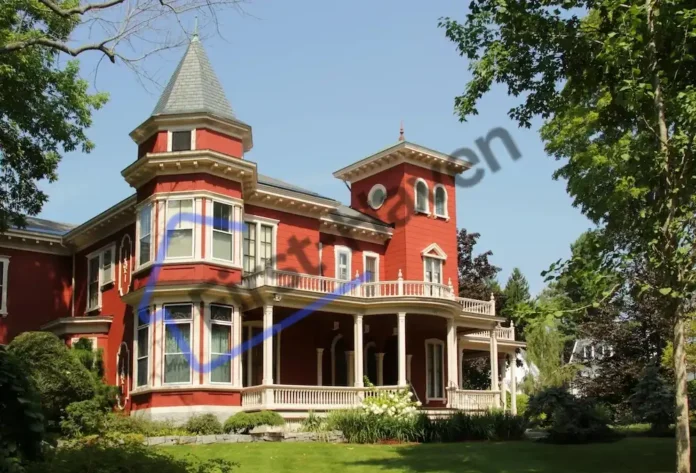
[0,36,524,422]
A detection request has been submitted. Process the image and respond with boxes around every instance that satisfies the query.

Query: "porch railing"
[242,268,456,302]
[447,389,501,411]
[464,326,515,341]
[241,385,402,411]
[456,297,495,316]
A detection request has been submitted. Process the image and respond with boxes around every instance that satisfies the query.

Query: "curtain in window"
[211,324,232,382]
[164,305,191,384]
[166,200,194,258]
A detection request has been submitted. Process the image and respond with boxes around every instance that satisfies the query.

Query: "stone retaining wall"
[146,431,345,446]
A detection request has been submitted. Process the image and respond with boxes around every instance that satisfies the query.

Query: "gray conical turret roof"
[151,36,235,120]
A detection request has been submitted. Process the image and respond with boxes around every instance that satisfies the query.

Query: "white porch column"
[457,345,463,388]
[397,312,407,386]
[376,353,385,386]
[489,328,497,391]
[511,353,518,415]
[354,314,364,387]
[346,351,355,386]
[446,318,458,390]
[316,348,324,386]
[263,304,274,385]
[232,307,243,387]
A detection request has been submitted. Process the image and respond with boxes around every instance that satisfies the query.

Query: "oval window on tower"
[368,184,387,210]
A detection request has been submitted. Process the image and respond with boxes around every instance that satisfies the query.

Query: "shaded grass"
[165,437,684,473]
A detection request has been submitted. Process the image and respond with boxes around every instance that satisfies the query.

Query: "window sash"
[435,188,446,215]
[259,224,273,269]
[171,130,192,152]
[416,182,428,211]
[365,256,377,283]
[211,323,232,383]
[87,256,100,309]
[337,251,349,280]
[213,202,234,261]
[243,223,257,272]
[139,204,152,266]
[101,249,113,284]
[136,326,149,387]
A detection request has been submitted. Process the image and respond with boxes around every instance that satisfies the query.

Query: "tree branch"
[0,37,116,62]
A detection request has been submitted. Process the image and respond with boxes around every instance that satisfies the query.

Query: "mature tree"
[457,228,501,300]
[503,267,531,338]
[442,1,696,469]
[0,0,245,232]
[663,318,696,379]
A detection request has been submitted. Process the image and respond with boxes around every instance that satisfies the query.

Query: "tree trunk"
[674,314,691,473]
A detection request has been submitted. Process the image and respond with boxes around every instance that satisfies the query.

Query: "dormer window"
[170,130,193,152]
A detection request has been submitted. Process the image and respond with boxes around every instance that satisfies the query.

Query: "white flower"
[415,401,422,407]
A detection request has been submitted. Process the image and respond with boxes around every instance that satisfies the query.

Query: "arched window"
[434,185,447,217]
[415,179,429,213]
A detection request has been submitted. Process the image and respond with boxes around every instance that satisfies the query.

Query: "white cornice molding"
[245,187,338,219]
[333,141,471,184]
[319,219,391,245]
[63,195,137,251]
[121,150,258,196]
[421,243,447,260]
[41,316,113,336]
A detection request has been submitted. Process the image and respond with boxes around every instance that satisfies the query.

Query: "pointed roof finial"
[192,16,199,42]
[398,120,405,142]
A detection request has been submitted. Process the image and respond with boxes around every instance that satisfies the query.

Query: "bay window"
[210,304,233,383]
[166,199,194,259]
[138,203,152,266]
[425,339,444,400]
[163,304,193,384]
[212,201,234,261]
[136,309,150,387]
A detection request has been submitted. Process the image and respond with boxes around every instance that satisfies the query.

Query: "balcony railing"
[447,389,501,411]
[242,268,457,302]
[456,297,495,316]
[464,326,515,341]
[240,385,402,411]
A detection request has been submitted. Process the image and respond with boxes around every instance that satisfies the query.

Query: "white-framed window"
[135,308,151,387]
[335,246,351,281]
[242,217,278,273]
[212,201,234,261]
[367,184,387,210]
[163,303,193,384]
[86,244,115,312]
[168,128,196,152]
[415,178,429,214]
[363,251,379,297]
[210,304,233,383]
[138,203,153,266]
[423,256,442,284]
[425,339,445,400]
[0,256,9,316]
[433,185,448,218]
[166,199,194,259]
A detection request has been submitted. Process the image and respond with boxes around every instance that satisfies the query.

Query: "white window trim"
[134,308,152,389]
[135,201,154,270]
[208,303,234,385]
[433,184,449,219]
[334,245,352,281]
[414,178,430,214]
[167,127,196,152]
[367,184,387,210]
[209,199,243,266]
[425,338,445,402]
[86,243,116,313]
[421,243,447,260]
[362,251,380,282]
[0,255,9,316]
[243,214,279,273]
[164,198,195,262]
[162,303,194,386]
[423,256,444,285]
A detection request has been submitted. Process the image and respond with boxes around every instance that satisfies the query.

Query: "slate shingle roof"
[13,217,75,236]
[151,37,236,120]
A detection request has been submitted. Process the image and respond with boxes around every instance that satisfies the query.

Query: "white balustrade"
[241,385,403,411]
[241,386,265,408]
[447,389,501,411]
[457,297,495,316]
[464,326,515,341]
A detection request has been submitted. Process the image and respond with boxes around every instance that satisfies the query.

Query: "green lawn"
[165,437,683,473]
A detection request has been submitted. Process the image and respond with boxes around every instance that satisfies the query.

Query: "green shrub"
[528,387,618,444]
[60,400,108,438]
[326,409,422,443]
[25,435,238,473]
[8,332,95,425]
[506,392,529,416]
[630,366,674,434]
[104,414,187,437]
[418,411,526,443]
[0,348,45,472]
[223,411,284,434]
[184,414,223,435]
[300,411,325,432]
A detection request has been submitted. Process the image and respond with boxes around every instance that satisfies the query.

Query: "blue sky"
[40,0,592,295]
